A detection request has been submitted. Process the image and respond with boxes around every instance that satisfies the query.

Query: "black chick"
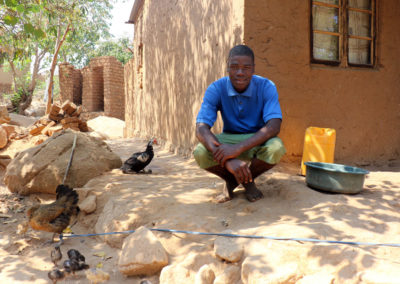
[121,138,157,174]
[51,245,62,267]
[65,249,89,273]
[63,259,80,275]
[67,249,85,262]
[48,269,65,283]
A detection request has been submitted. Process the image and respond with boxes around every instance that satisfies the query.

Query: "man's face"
[227,55,255,93]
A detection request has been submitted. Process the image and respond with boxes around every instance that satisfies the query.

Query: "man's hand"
[213,144,241,167]
[225,159,252,184]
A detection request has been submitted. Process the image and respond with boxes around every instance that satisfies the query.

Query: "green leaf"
[3,14,18,26]
[24,23,35,34]
[30,4,41,13]
[14,49,23,60]
[5,0,17,7]
[33,28,46,39]
[16,4,24,13]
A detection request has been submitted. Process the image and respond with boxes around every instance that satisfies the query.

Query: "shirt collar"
[227,76,253,97]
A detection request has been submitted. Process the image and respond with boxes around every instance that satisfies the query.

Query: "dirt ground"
[0,134,400,283]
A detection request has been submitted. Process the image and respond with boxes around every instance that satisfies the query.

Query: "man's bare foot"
[243,182,263,202]
[215,193,232,203]
[215,181,236,203]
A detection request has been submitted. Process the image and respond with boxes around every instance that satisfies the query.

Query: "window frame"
[310,0,377,68]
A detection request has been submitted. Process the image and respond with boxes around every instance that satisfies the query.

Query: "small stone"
[79,194,97,214]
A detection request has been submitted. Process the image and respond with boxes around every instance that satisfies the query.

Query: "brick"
[61,100,77,115]
[50,104,61,114]
[48,113,64,122]
[70,105,82,117]
[0,117,10,124]
[60,117,80,124]
[38,117,52,125]
[29,125,46,136]
[62,122,79,130]
[41,121,56,136]
[48,125,63,136]
[78,121,89,132]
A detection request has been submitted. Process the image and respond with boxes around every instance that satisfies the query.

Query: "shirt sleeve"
[196,83,220,128]
[262,81,283,123]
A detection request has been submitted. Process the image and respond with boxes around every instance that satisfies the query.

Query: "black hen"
[121,138,157,174]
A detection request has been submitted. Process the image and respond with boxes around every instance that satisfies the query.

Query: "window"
[311,0,376,67]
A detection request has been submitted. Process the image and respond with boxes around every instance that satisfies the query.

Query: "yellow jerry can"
[301,127,336,176]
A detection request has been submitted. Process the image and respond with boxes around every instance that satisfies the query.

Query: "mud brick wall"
[59,56,124,120]
[82,65,104,112]
[59,62,82,105]
[72,70,82,104]
[82,56,125,120]
[124,58,135,137]
[0,83,12,94]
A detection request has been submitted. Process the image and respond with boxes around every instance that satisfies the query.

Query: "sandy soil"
[0,135,400,283]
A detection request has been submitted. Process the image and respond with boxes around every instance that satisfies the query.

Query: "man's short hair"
[228,45,255,63]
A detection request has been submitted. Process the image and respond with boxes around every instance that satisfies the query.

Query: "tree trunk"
[8,59,18,94]
[18,90,33,114]
[46,23,71,114]
[18,45,44,114]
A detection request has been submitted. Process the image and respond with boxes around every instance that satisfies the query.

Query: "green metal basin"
[304,162,369,194]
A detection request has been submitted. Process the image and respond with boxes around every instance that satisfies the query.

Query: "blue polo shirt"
[196,75,282,133]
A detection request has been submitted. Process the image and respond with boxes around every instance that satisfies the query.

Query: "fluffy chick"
[26,184,79,242]
[51,245,62,267]
[63,259,80,275]
[67,248,85,262]
[48,269,65,284]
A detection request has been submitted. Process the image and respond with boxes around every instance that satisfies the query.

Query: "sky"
[110,0,135,39]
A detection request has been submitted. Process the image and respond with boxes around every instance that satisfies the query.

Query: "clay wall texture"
[125,0,244,155]
[244,1,400,163]
[126,0,400,163]
[0,67,12,84]
[0,83,12,94]
[0,67,13,94]
[124,58,135,137]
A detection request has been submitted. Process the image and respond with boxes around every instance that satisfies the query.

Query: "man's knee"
[257,137,286,164]
[193,143,207,162]
[193,143,216,169]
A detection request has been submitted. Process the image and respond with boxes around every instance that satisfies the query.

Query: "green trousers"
[193,133,286,169]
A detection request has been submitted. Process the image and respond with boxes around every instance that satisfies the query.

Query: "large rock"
[214,265,241,284]
[118,226,169,276]
[0,126,7,148]
[241,255,300,284]
[213,231,243,263]
[160,264,191,284]
[297,272,335,284]
[194,264,215,284]
[160,252,216,284]
[4,130,122,195]
[8,113,37,128]
[87,116,125,139]
[95,198,143,248]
